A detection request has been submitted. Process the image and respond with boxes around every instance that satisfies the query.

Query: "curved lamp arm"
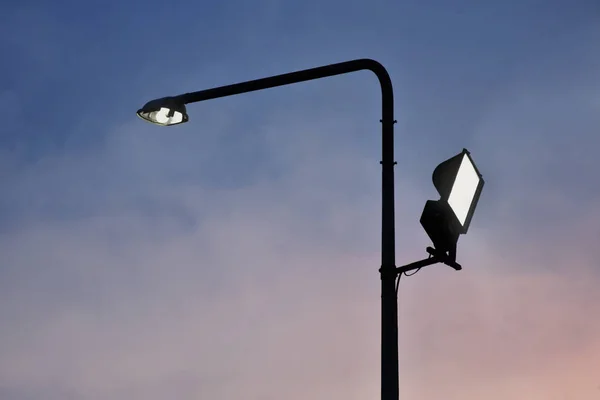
[136,58,399,400]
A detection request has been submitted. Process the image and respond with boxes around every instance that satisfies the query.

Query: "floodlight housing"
[420,148,484,261]
[420,200,460,260]
[136,97,189,126]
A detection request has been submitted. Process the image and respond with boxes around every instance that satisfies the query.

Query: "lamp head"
[136,97,189,126]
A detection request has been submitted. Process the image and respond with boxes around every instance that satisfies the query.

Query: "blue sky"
[1,1,600,399]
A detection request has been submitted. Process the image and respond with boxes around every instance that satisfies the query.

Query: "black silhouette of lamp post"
[136,58,484,400]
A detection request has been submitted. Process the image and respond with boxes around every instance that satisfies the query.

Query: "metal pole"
[172,59,398,400]
[379,84,398,400]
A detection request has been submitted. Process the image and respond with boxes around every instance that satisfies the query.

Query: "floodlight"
[420,148,484,262]
[137,97,189,126]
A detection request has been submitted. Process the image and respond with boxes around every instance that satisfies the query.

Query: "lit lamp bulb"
[136,98,188,126]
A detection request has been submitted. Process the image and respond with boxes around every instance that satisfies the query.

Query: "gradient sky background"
[1,0,600,399]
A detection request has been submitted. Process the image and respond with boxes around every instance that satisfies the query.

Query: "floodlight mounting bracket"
[395,246,462,275]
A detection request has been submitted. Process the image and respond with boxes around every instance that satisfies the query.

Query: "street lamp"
[136,59,484,400]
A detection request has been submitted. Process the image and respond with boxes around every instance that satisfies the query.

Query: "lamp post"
[136,58,485,400]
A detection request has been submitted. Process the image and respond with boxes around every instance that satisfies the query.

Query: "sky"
[1,0,600,399]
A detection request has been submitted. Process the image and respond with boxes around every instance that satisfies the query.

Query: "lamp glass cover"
[447,154,480,226]
[147,107,184,125]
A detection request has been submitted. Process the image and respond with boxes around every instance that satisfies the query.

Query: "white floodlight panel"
[447,154,480,226]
